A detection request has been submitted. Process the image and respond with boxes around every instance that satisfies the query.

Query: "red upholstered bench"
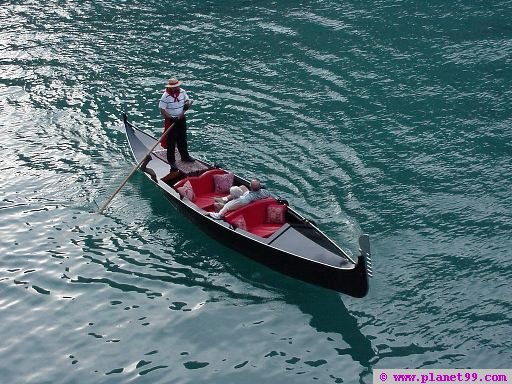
[224,197,288,238]
[174,169,231,210]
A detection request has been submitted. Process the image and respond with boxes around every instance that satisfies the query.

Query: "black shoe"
[182,156,195,163]
[169,163,178,171]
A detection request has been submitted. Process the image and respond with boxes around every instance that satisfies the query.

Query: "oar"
[97,121,175,214]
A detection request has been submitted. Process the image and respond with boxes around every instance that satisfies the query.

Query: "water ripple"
[1,0,511,382]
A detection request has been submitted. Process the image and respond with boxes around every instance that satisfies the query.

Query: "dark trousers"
[166,117,190,164]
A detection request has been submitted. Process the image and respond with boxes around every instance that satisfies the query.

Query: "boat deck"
[152,149,209,177]
[269,225,353,267]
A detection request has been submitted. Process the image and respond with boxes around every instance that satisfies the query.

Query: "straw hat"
[165,78,183,88]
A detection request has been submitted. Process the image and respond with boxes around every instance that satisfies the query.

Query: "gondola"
[122,113,372,298]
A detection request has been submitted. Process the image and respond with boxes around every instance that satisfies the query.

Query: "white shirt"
[159,88,189,118]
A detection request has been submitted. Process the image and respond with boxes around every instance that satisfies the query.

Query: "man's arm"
[183,90,191,111]
[160,108,171,119]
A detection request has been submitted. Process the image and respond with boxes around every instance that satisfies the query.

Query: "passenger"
[214,184,251,204]
[213,185,248,212]
[207,179,274,219]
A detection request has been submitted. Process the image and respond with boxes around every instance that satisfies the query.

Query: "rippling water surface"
[1,1,511,383]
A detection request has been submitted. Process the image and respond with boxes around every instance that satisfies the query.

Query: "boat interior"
[169,167,291,239]
[127,124,354,267]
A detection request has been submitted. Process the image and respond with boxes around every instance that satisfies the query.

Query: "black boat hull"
[122,114,371,298]
[163,191,369,297]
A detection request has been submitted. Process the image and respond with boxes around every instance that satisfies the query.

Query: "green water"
[1,1,511,383]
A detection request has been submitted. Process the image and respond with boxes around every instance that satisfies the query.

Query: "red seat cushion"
[194,192,223,209]
[174,169,228,208]
[250,224,283,238]
[176,180,196,201]
[266,204,286,223]
[213,173,234,193]
[174,169,226,193]
[224,198,287,237]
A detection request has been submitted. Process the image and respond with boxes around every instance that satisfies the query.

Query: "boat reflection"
[282,288,375,367]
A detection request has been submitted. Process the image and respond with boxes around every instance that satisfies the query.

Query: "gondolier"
[159,78,194,171]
